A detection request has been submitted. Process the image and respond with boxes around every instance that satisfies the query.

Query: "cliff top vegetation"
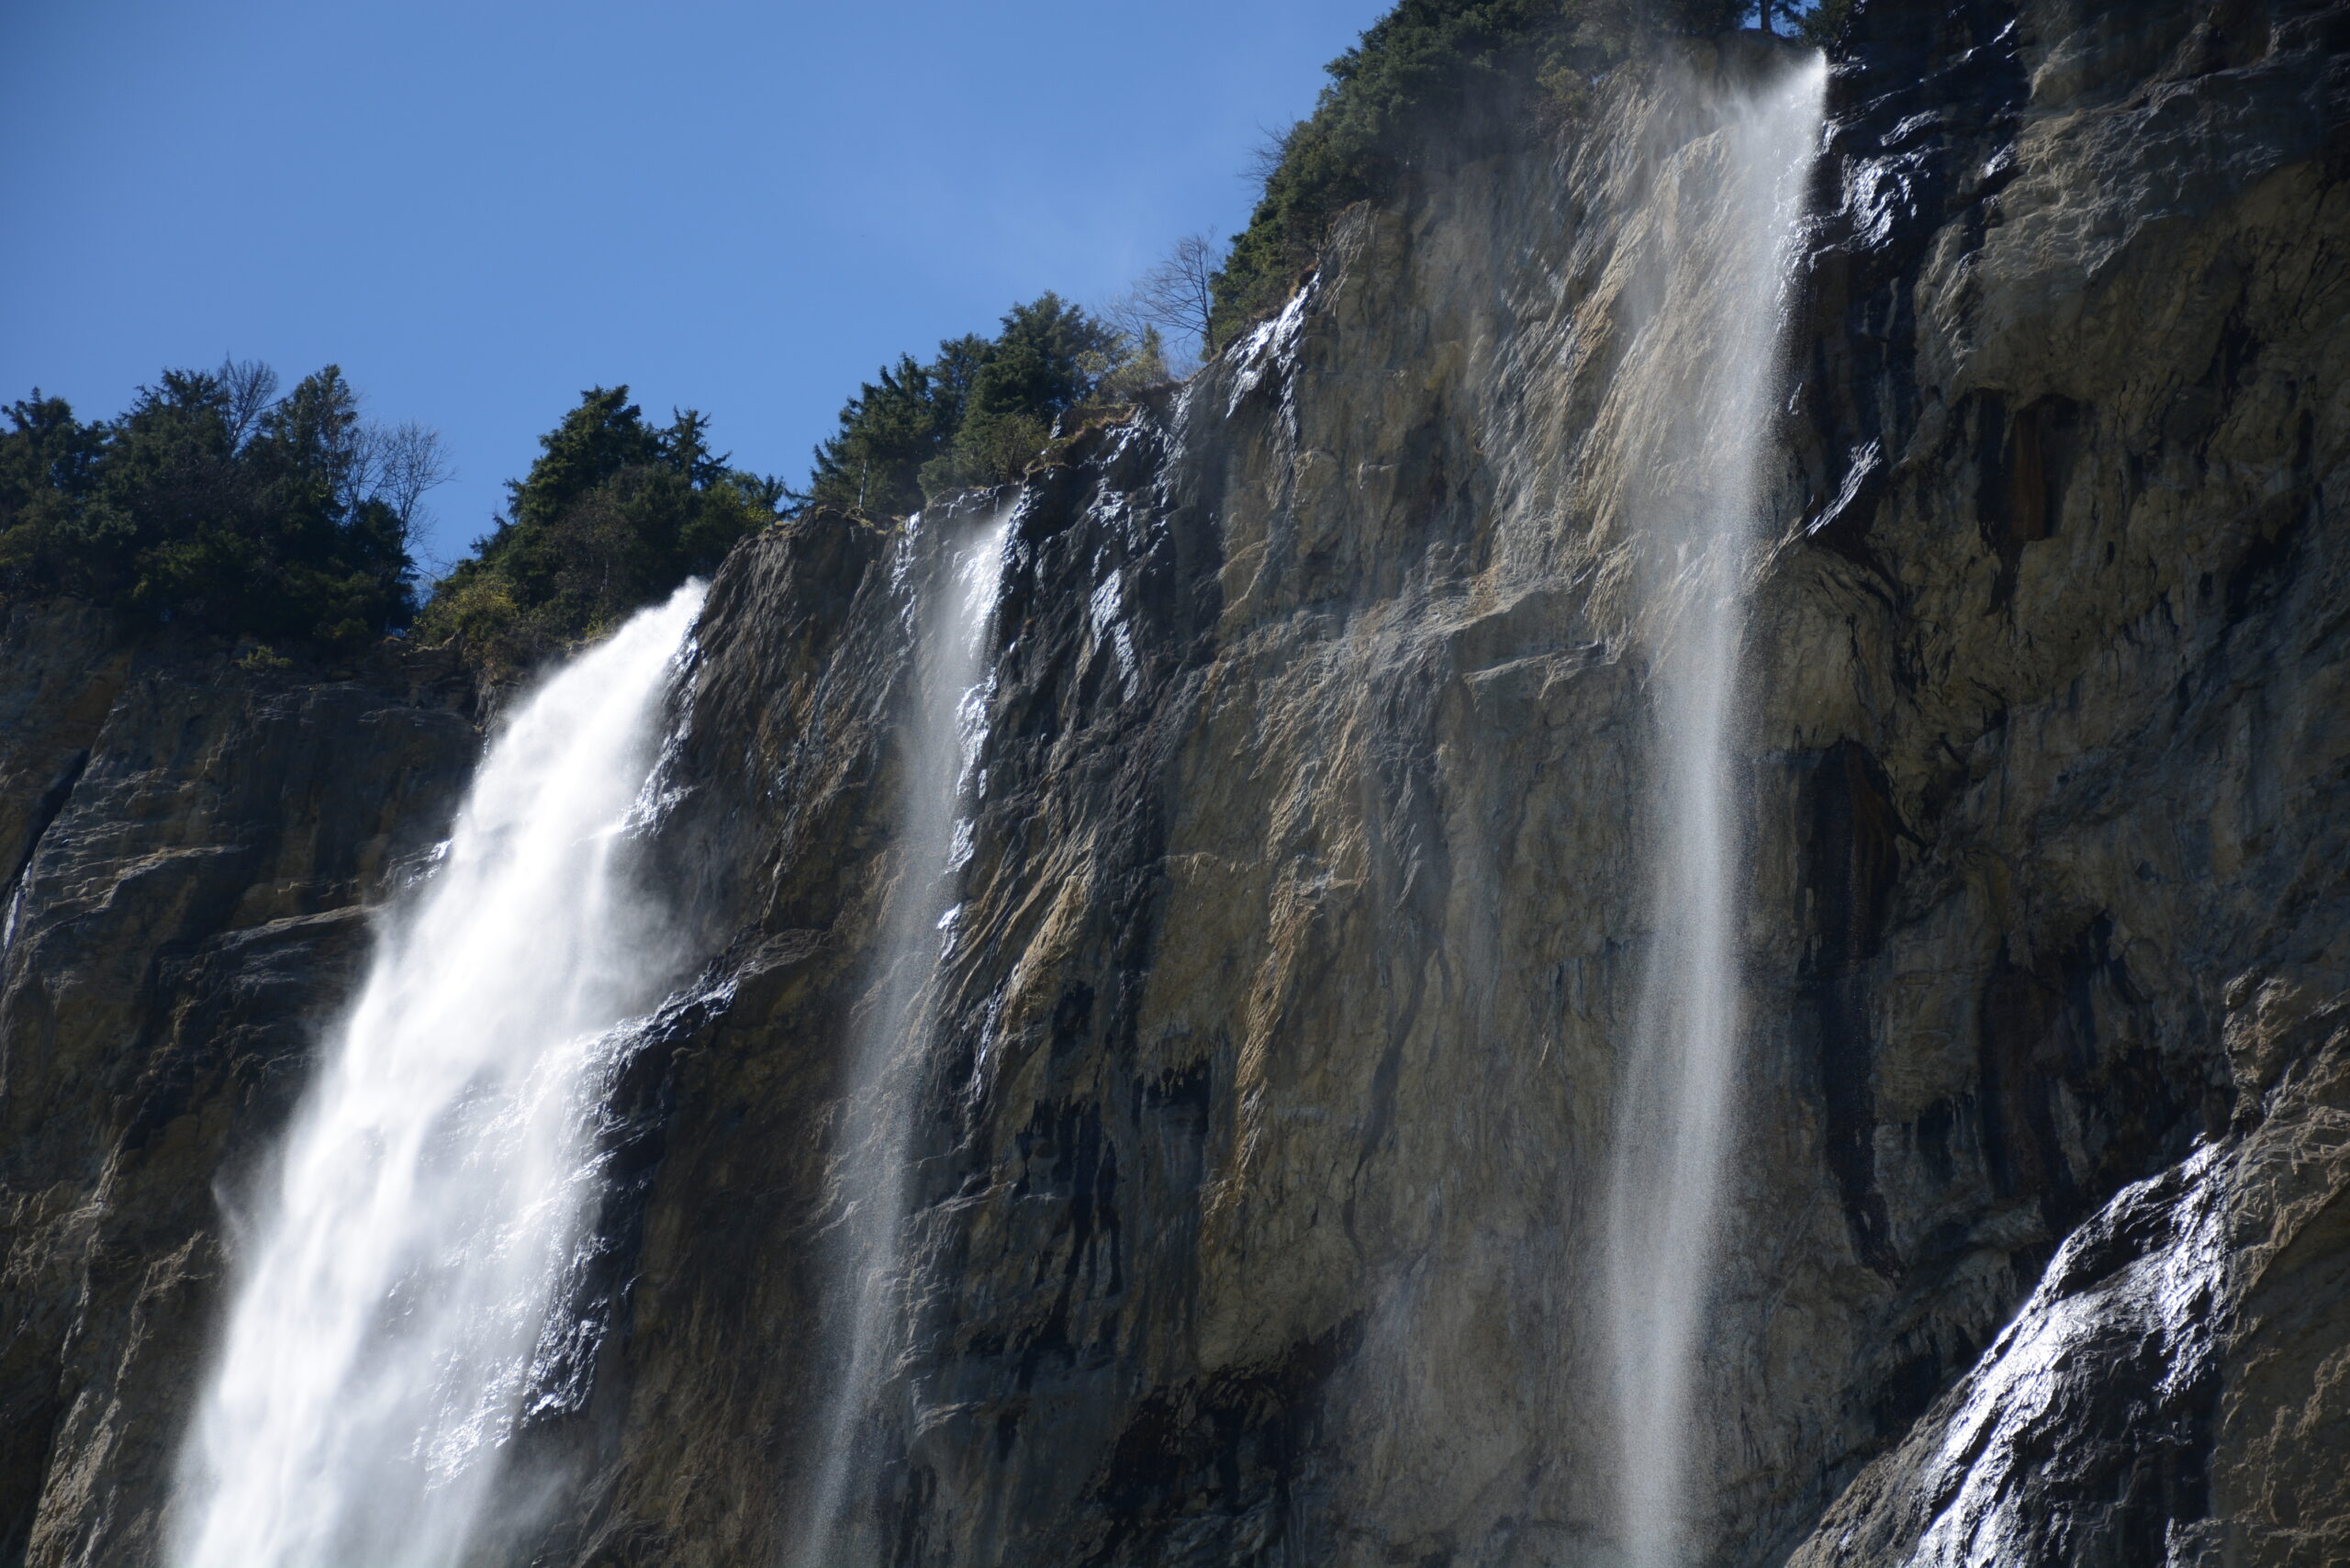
[0,362,443,654]
[411,388,780,677]
[787,292,1167,522]
[1206,0,1851,343]
[411,290,1157,676]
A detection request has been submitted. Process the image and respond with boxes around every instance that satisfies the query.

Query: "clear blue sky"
[1,0,1393,569]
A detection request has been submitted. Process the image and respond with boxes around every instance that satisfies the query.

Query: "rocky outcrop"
[1787,1015,2350,1568]
[4,0,2348,1564]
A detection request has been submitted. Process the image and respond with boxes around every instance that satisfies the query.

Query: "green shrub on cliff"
[792,292,1154,521]
[1792,0,1852,46]
[0,362,440,651]
[414,387,777,670]
[1208,0,1758,345]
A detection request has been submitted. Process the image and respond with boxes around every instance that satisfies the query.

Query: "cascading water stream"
[171,583,707,1568]
[796,510,1013,1568]
[1598,50,1826,1568]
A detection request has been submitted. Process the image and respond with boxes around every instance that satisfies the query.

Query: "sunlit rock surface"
[4,0,2349,1563]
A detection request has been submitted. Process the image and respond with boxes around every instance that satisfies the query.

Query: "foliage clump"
[414,388,779,672]
[1208,0,1843,345]
[0,362,441,651]
[791,293,1162,521]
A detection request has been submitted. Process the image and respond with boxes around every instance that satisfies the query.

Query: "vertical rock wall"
[554,3,2350,1563]
[2,0,2347,1564]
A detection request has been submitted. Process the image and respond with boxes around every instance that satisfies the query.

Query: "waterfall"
[170,583,707,1568]
[796,510,1013,1567]
[1598,50,1827,1568]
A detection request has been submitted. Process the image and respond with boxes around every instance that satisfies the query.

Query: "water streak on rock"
[795,510,1013,1568]
[1600,51,1828,1568]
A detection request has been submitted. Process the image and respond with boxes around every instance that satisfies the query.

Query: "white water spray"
[1599,51,1826,1568]
[172,583,706,1568]
[796,510,1012,1568]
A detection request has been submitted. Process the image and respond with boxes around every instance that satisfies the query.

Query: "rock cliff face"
[4,0,2349,1564]
[0,604,480,1565]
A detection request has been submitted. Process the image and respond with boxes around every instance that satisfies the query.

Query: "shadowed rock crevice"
[1802,738,1908,1277]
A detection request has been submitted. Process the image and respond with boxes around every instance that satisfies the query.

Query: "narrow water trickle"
[171,583,707,1568]
[797,509,1013,1568]
[1599,51,1827,1568]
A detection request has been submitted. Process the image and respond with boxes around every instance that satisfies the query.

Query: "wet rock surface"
[5,0,2350,1563]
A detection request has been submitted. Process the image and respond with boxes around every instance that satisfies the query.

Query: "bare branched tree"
[371,420,453,534]
[218,358,280,449]
[330,420,379,521]
[331,418,453,550]
[1244,121,1301,185]
[1110,233,1219,369]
